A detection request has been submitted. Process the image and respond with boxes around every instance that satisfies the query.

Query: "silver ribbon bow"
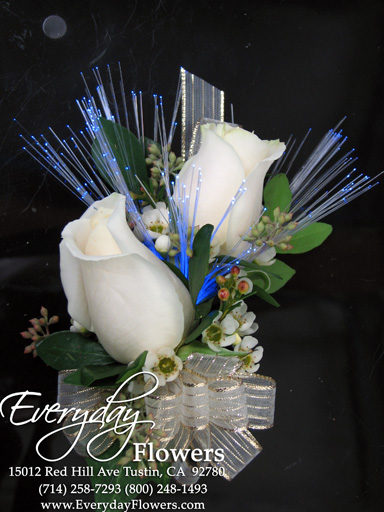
[145,353,276,483]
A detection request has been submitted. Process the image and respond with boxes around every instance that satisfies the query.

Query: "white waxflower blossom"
[143,348,183,387]
[202,312,240,351]
[229,301,258,338]
[141,202,169,239]
[239,335,264,373]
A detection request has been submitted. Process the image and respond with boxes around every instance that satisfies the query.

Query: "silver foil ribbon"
[180,67,225,161]
[57,371,114,457]
[145,354,276,484]
[58,355,275,483]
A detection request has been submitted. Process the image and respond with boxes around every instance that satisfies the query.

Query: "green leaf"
[35,331,115,370]
[247,259,296,294]
[164,260,189,290]
[263,174,292,217]
[63,364,125,387]
[276,222,333,254]
[188,224,214,305]
[247,270,271,290]
[116,351,148,384]
[177,341,244,361]
[91,117,148,194]
[195,298,214,319]
[183,311,219,345]
[246,283,280,307]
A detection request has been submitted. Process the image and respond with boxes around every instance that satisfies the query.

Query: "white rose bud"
[59,193,194,363]
[174,123,285,255]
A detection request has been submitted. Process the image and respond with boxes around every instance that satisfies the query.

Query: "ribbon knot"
[145,353,276,483]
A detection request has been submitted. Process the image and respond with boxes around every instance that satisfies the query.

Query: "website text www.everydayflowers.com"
[40,499,205,510]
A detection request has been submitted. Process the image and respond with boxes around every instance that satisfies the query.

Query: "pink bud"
[40,306,48,319]
[230,265,240,276]
[218,288,230,301]
[216,275,226,286]
[20,331,32,339]
[238,280,250,294]
[48,315,59,325]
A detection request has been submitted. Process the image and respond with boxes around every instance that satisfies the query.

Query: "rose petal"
[176,130,246,247]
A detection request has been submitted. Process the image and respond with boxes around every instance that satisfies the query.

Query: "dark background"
[1,1,383,511]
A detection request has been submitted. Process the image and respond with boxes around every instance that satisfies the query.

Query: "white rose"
[175,122,285,254]
[59,193,194,364]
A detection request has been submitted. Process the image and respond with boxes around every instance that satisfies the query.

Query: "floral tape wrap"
[145,353,276,484]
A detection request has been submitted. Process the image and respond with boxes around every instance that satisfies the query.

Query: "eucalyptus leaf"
[183,311,219,345]
[276,222,333,254]
[188,224,214,305]
[91,117,147,194]
[35,331,115,370]
[263,174,292,217]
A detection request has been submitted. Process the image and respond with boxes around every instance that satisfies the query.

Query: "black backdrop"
[1,1,384,511]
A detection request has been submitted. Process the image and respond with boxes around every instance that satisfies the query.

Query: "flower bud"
[48,315,59,325]
[257,221,265,233]
[251,227,259,237]
[40,306,48,319]
[230,265,240,276]
[238,280,250,294]
[285,212,293,222]
[261,215,271,224]
[273,207,281,221]
[148,144,162,158]
[216,275,226,286]
[20,331,32,339]
[218,288,230,301]
[186,247,193,257]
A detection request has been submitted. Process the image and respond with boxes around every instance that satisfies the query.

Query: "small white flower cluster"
[202,301,263,373]
[141,201,171,253]
[142,202,220,261]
